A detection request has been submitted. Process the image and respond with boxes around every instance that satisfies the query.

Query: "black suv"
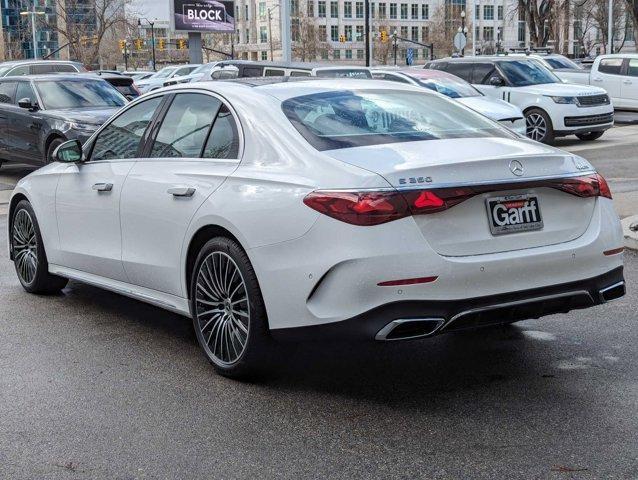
[0,60,86,77]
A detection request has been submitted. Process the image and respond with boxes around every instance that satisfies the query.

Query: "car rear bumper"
[270,266,625,341]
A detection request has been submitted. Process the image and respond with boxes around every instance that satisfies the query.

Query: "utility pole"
[608,0,613,53]
[393,30,397,66]
[281,0,291,62]
[20,2,45,59]
[364,0,371,66]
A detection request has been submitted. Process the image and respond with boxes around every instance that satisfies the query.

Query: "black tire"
[576,131,605,141]
[189,237,275,378]
[525,108,555,145]
[46,137,66,164]
[11,200,68,294]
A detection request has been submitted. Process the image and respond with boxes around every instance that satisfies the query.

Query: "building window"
[331,24,339,41]
[345,49,353,59]
[356,25,364,40]
[411,3,418,18]
[475,4,480,20]
[421,3,428,19]
[307,0,314,16]
[518,21,526,43]
[334,49,341,59]
[321,48,329,59]
[357,49,364,59]
[483,5,493,20]
[421,26,429,41]
[318,0,326,17]
[245,4,249,18]
[245,29,250,42]
[261,51,268,60]
[356,1,364,18]
[390,3,397,19]
[379,3,387,18]
[400,26,408,38]
[330,1,338,17]
[400,3,408,19]
[344,2,352,17]
[475,25,480,41]
[371,2,376,17]
[411,26,418,41]
[260,26,268,43]
[319,24,327,40]
[483,26,494,41]
[345,25,353,41]
[497,5,503,20]
[259,1,266,18]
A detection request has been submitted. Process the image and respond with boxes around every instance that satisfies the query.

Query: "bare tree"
[292,11,332,61]
[41,0,130,67]
[373,26,393,64]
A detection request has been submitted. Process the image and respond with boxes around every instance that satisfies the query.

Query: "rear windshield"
[282,89,510,151]
[315,69,372,78]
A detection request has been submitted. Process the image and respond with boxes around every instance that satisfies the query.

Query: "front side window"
[627,59,638,77]
[91,96,163,161]
[497,60,559,86]
[55,64,79,72]
[282,90,509,151]
[472,63,497,84]
[598,58,623,75]
[151,93,222,158]
[15,81,36,104]
[35,79,126,109]
[445,62,474,82]
[8,65,29,76]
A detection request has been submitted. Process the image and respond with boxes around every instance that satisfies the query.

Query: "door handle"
[92,182,113,192]
[167,186,196,197]
[593,77,603,82]
[623,79,632,84]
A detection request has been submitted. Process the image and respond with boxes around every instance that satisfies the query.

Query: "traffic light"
[134,38,143,50]
[118,40,126,51]
[339,34,346,43]
[177,39,187,49]
[380,30,388,42]
[158,38,165,50]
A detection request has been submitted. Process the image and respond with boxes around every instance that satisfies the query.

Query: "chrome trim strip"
[441,290,593,331]
[598,281,626,303]
[375,318,445,341]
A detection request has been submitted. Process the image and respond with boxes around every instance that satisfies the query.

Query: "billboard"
[171,0,235,33]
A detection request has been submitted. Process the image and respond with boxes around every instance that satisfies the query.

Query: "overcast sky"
[131,0,170,21]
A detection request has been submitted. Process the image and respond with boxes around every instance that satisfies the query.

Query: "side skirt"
[48,264,191,317]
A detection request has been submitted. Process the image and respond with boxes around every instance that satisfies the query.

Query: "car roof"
[597,53,638,59]
[0,74,107,82]
[216,60,370,71]
[0,59,82,66]
[430,56,539,63]
[375,68,461,81]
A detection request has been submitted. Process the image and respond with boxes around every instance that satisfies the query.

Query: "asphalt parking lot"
[1,124,638,479]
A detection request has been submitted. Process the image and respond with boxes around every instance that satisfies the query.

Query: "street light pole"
[460,10,466,56]
[608,0,613,53]
[138,17,157,71]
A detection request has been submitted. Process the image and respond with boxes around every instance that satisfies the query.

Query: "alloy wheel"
[195,251,250,365]
[526,113,547,142]
[13,209,38,285]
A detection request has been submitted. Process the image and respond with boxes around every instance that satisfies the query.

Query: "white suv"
[426,56,614,144]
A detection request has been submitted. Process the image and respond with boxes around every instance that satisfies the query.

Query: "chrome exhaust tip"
[375,318,445,341]
[599,281,626,303]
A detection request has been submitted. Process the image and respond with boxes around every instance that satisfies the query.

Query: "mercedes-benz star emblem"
[509,160,524,176]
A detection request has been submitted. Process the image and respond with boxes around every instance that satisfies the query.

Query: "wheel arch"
[7,192,30,260]
[43,132,67,162]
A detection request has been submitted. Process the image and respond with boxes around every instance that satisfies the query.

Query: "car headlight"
[549,96,578,104]
[68,121,100,132]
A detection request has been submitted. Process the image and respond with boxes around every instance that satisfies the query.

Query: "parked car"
[93,71,141,100]
[126,71,154,81]
[8,78,625,378]
[0,60,87,77]
[215,60,372,78]
[553,54,638,110]
[0,74,126,166]
[136,65,201,93]
[163,62,239,86]
[372,68,526,134]
[426,56,614,143]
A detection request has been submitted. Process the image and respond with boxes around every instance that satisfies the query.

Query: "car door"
[0,81,17,159]
[120,91,241,297]
[6,80,44,164]
[620,58,638,109]
[54,96,164,281]
[593,58,623,103]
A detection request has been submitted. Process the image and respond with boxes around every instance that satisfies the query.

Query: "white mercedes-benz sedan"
[8,78,625,378]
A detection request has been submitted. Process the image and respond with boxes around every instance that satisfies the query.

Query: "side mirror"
[54,139,83,163]
[18,97,37,110]
[489,76,505,87]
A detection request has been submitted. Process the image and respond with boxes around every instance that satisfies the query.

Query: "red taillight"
[303,190,409,226]
[304,173,612,226]
[378,276,438,286]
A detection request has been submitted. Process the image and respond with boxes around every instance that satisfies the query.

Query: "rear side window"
[0,82,17,103]
[264,68,285,76]
[31,64,55,74]
[627,59,638,77]
[8,65,29,76]
[151,93,221,158]
[242,66,263,77]
[91,96,162,161]
[55,64,78,72]
[203,105,240,159]
[445,63,473,82]
[282,89,510,151]
[290,71,311,77]
[599,58,623,75]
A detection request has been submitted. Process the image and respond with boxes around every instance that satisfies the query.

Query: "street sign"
[453,32,467,51]
[406,48,414,66]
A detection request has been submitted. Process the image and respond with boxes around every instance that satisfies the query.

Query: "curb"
[621,215,638,251]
